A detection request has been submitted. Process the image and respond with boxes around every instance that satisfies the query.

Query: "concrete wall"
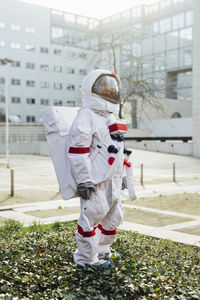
[138,118,192,137]
[0,123,194,157]
[192,0,200,157]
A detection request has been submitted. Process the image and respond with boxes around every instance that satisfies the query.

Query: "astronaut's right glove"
[77,182,96,200]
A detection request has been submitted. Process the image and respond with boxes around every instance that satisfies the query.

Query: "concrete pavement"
[0,151,200,247]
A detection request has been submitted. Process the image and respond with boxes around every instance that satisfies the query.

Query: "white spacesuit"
[68,69,128,267]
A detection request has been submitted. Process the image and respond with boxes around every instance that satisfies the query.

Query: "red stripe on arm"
[109,123,128,133]
[68,147,90,154]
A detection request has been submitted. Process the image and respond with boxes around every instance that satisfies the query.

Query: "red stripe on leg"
[77,225,96,237]
[98,224,116,235]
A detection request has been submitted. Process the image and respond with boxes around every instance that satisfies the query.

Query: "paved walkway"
[0,180,200,248]
[0,152,200,248]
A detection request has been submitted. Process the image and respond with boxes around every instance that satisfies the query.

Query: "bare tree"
[90,30,165,126]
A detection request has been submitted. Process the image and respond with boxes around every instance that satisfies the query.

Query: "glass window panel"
[172,13,184,30]
[64,13,75,23]
[177,71,192,88]
[166,50,178,69]
[160,17,171,33]
[180,47,192,66]
[154,53,165,71]
[153,34,165,53]
[142,38,152,55]
[185,10,193,26]
[142,57,153,73]
[132,43,141,56]
[153,21,159,34]
[180,28,192,47]
[51,27,64,40]
[160,0,171,9]
[166,31,178,50]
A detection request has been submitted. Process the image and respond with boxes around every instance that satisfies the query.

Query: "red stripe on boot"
[69,147,90,154]
[77,225,96,237]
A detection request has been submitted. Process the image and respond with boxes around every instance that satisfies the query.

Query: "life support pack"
[42,106,80,200]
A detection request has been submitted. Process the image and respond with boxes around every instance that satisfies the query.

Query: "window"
[64,13,75,23]
[153,21,159,34]
[153,34,165,53]
[0,77,5,84]
[26,98,35,104]
[160,17,171,33]
[166,31,178,50]
[40,47,48,54]
[79,69,86,76]
[185,10,193,27]
[180,28,192,48]
[40,64,49,71]
[166,50,178,69]
[54,99,62,106]
[0,95,5,102]
[142,38,153,55]
[11,61,20,68]
[66,84,75,91]
[0,41,5,47]
[66,67,75,74]
[40,81,49,88]
[180,48,192,66]
[54,83,62,90]
[40,99,49,105]
[11,79,21,86]
[11,42,21,49]
[177,71,192,88]
[26,62,35,69]
[172,13,184,30]
[160,0,170,9]
[10,24,20,31]
[132,43,141,56]
[66,101,75,107]
[26,115,35,122]
[11,97,21,103]
[26,80,35,87]
[0,22,5,28]
[54,65,62,73]
[154,53,165,71]
[25,27,35,34]
[54,49,62,56]
[25,45,35,52]
[51,27,64,40]
[79,52,87,59]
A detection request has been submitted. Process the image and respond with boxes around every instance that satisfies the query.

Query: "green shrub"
[0,221,199,299]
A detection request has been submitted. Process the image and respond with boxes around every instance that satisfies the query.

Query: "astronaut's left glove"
[121,176,128,190]
[77,182,96,200]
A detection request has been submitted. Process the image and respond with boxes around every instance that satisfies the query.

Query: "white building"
[0,0,95,123]
[0,0,194,134]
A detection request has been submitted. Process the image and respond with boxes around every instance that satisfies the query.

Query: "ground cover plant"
[0,220,200,299]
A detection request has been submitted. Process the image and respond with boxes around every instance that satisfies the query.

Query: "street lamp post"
[0,58,13,168]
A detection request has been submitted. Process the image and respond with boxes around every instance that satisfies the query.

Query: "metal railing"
[124,136,192,143]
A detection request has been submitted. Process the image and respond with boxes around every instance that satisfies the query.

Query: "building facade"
[0,0,94,123]
[0,0,193,128]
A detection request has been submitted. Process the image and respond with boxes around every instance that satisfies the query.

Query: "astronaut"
[68,69,127,268]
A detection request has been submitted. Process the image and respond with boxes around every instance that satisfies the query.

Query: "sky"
[20,0,160,19]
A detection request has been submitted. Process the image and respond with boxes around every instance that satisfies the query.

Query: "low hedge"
[0,220,199,299]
